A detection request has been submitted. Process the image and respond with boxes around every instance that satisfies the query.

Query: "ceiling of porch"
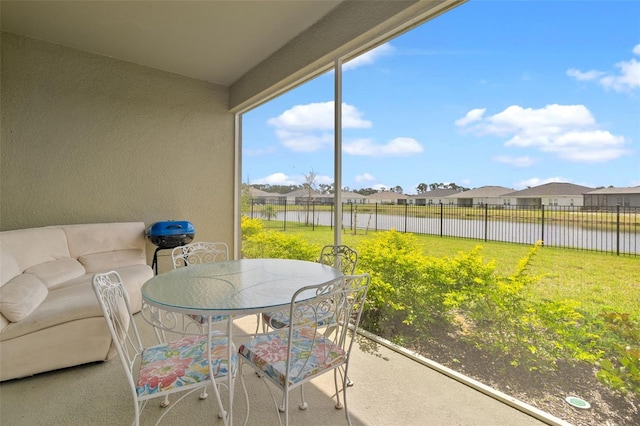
[0,0,465,110]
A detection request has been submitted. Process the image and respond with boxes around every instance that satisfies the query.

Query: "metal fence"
[245,200,640,256]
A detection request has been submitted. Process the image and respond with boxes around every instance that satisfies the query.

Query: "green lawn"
[282,226,640,319]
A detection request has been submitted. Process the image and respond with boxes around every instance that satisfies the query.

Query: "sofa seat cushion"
[0,283,103,341]
[0,274,48,322]
[78,249,146,273]
[23,258,85,288]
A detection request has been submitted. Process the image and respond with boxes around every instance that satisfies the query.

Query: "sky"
[242,0,640,195]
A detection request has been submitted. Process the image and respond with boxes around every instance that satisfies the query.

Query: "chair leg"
[160,395,170,408]
[333,369,344,409]
[199,385,208,400]
[298,385,308,410]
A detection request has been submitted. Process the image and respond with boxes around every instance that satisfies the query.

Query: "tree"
[416,183,428,194]
[318,183,334,194]
[303,169,318,225]
[391,185,403,194]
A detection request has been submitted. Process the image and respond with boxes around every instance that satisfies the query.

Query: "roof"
[249,188,284,197]
[411,189,459,197]
[285,188,326,198]
[585,186,640,195]
[0,1,465,111]
[367,191,410,200]
[341,191,367,199]
[505,182,594,197]
[445,186,514,198]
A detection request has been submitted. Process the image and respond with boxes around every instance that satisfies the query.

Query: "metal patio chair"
[261,244,358,331]
[92,271,237,426]
[239,273,370,426]
[171,242,230,328]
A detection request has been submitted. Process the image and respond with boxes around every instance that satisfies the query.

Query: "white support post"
[334,58,343,246]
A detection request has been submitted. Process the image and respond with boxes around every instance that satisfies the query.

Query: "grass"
[280,225,640,319]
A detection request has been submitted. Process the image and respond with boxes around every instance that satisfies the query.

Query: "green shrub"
[241,215,264,240]
[597,313,640,395]
[242,229,319,261]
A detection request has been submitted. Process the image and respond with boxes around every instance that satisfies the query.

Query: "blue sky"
[242,1,640,194]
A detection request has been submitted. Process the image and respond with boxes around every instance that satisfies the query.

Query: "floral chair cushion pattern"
[262,309,333,330]
[137,333,237,397]
[238,328,346,387]
[188,314,228,325]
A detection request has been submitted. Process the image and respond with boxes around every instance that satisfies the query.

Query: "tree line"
[248,181,469,195]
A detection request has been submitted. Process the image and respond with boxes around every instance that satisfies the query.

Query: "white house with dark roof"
[248,187,286,205]
[503,182,593,208]
[366,191,410,205]
[444,186,513,206]
[584,186,640,209]
[342,191,368,204]
[284,188,332,205]
[408,189,459,206]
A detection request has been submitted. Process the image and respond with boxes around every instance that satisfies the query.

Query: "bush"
[241,215,264,240]
[242,229,319,261]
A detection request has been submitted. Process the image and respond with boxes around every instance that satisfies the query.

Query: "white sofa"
[0,222,153,381]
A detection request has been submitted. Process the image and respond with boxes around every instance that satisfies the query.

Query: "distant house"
[408,189,458,206]
[503,182,593,208]
[249,187,286,205]
[366,191,410,205]
[584,186,640,209]
[341,191,367,204]
[284,188,329,205]
[444,186,513,206]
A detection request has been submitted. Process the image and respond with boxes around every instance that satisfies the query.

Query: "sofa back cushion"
[1,252,21,286]
[63,222,146,258]
[79,249,146,273]
[0,227,71,274]
[0,274,48,322]
[23,258,86,288]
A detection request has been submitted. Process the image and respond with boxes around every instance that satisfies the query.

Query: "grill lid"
[147,221,195,248]
[147,221,195,237]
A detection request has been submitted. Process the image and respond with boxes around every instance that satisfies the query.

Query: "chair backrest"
[171,241,229,269]
[285,273,370,383]
[92,271,144,388]
[318,245,358,275]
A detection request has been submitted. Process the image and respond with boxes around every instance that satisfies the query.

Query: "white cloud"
[492,155,536,167]
[355,173,376,183]
[268,102,372,131]
[567,43,640,92]
[275,130,333,152]
[455,108,486,126]
[514,177,569,190]
[343,43,394,71]
[343,137,424,157]
[457,104,629,163]
[268,102,372,152]
[566,69,605,81]
[253,172,299,186]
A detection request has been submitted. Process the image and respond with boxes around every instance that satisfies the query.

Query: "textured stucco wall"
[1,33,235,270]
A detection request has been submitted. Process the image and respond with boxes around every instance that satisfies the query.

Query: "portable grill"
[147,221,195,274]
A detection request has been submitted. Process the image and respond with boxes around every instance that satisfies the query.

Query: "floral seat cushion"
[263,311,334,330]
[137,333,237,397]
[238,328,345,387]
[188,314,228,325]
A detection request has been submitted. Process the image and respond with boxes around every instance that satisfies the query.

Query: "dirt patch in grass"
[409,328,639,426]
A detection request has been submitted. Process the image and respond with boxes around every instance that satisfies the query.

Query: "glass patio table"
[141,258,343,424]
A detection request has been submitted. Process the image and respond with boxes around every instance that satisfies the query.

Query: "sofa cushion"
[24,258,86,288]
[0,274,48,322]
[63,222,146,259]
[1,252,21,286]
[79,249,146,273]
[0,227,71,272]
[0,282,103,341]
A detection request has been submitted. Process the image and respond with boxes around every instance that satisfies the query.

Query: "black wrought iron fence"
[245,200,639,256]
